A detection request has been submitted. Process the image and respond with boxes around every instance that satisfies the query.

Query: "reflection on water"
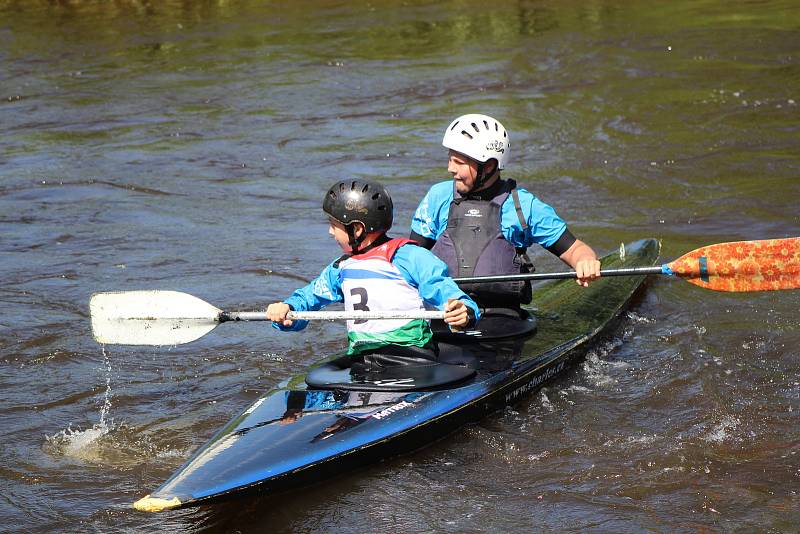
[1,0,798,532]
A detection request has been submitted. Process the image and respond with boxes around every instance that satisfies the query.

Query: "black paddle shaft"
[453,266,664,284]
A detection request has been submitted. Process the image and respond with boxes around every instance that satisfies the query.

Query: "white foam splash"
[626,434,659,446]
[702,416,740,443]
[626,311,655,324]
[46,347,114,458]
[564,384,591,394]
[526,450,551,462]
[581,347,629,388]
[692,324,707,335]
[48,423,112,457]
[537,389,554,412]
[98,345,113,427]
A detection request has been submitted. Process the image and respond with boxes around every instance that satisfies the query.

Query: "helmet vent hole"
[470,122,479,133]
[461,130,473,140]
[483,120,489,130]
[371,193,380,200]
[350,181,358,191]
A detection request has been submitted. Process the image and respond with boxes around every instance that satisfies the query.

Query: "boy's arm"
[270,262,343,331]
[393,245,480,327]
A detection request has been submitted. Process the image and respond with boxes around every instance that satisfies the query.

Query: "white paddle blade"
[90,291,222,346]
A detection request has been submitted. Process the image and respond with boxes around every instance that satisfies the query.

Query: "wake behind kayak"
[134,238,659,512]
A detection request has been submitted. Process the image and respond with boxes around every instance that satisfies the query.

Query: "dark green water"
[1,1,798,532]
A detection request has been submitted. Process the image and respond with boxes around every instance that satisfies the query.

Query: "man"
[410,113,601,310]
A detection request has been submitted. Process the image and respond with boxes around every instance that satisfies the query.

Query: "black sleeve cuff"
[410,230,436,250]
[545,228,577,257]
[466,305,478,329]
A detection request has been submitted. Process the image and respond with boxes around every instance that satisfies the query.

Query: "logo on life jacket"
[486,140,505,153]
[465,208,482,217]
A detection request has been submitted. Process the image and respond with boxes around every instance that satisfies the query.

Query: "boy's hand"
[266,302,293,327]
[444,298,469,330]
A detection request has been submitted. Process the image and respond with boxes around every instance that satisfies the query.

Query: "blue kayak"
[133,238,659,512]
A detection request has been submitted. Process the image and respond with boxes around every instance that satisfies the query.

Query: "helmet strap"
[346,224,364,255]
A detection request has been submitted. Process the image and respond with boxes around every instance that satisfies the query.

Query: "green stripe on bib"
[346,319,434,355]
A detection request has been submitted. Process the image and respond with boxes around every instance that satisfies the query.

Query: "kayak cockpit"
[305,355,476,391]
[304,309,536,392]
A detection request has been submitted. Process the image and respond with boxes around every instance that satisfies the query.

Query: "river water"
[1,1,798,532]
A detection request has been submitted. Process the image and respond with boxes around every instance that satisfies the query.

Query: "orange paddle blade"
[666,238,800,292]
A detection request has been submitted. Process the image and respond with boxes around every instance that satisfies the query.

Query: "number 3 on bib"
[349,287,370,324]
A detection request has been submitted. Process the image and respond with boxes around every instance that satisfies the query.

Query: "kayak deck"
[134,238,660,512]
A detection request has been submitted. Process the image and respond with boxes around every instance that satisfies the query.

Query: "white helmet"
[442,114,510,170]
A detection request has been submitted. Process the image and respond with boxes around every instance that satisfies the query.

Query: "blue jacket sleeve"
[410,181,453,240]
[273,260,344,332]
[392,245,481,323]
[501,188,568,249]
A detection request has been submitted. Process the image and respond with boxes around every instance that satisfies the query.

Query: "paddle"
[91,238,798,347]
[454,238,800,293]
[89,291,445,346]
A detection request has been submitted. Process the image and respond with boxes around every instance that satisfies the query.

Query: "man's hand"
[574,257,601,287]
[266,302,293,327]
[560,239,601,287]
[444,298,469,330]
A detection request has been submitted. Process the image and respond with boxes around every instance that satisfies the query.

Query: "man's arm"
[410,182,451,249]
[558,238,601,287]
[501,188,601,287]
[409,230,436,249]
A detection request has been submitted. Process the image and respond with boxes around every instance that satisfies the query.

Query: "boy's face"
[328,218,360,252]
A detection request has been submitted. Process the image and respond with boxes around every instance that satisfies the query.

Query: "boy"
[267,179,479,362]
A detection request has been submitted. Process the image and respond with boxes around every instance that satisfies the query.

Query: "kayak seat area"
[435,342,480,368]
[305,350,477,392]
[305,309,537,392]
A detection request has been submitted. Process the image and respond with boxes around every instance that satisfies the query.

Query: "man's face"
[447,150,480,195]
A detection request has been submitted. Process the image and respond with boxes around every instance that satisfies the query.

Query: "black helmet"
[323,180,393,233]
